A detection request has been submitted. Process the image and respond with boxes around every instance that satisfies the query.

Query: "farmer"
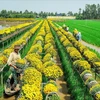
[76,32,81,41]
[62,24,66,30]
[66,26,69,32]
[7,45,21,92]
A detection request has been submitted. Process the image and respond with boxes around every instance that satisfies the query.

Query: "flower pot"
[87,81,98,89]
[83,73,92,81]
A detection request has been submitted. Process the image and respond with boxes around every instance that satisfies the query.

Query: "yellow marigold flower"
[45,48,57,57]
[23,67,42,85]
[73,29,78,36]
[93,62,100,68]
[73,60,91,71]
[67,47,77,53]
[43,53,52,62]
[69,51,82,61]
[57,31,63,37]
[60,36,66,43]
[44,43,53,51]
[95,93,100,100]
[43,83,58,94]
[3,48,13,57]
[90,84,100,95]
[62,39,72,47]
[25,53,42,60]
[28,57,43,72]
[21,84,43,100]
[43,61,56,68]
[28,44,42,54]
[83,50,99,62]
[34,36,44,44]
[16,59,26,65]
[43,65,63,79]
[0,54,7,67]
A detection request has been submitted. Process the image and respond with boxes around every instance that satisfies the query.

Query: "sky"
[0,0,100,13]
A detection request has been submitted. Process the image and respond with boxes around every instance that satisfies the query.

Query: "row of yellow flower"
[25,20,63,79]
[65,28,100,100]
[0,21,36,36]
[49,21,90,72]
[68,29,100,71]
[49,20,100,73]
[43,80,58,94]
[42,20,62,98]
[0,54,7,69]
[18,21,46,100]
[25,20,46,72]
[19,67,43,100]
[19,20,52,99]
[48,20,100,100]
[43,20,63,80]
[67,29,100,73]
[0,18,34,21]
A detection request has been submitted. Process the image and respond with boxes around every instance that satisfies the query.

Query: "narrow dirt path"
[81,40,100,53]
[56,77,70,100]
[56,56,70,100]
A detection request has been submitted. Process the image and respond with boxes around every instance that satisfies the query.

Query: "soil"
[56,77,70,100]
[56,56,71,100]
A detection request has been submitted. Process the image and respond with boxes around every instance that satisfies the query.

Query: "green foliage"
[76,4,100,19]
[0,85,3,97]
[0,10,66,18]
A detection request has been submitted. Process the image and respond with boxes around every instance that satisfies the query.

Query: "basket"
[87,81,98,89]
[45,92,60,100]
[83,73,92,81]
[16,63,25,69]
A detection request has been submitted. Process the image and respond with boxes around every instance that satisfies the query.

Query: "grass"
[55,20,100,47]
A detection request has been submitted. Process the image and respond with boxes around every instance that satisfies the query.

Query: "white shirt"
[66,27,69,31]
[7,52,21,66]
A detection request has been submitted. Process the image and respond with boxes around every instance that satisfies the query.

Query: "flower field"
[0,19,100,100]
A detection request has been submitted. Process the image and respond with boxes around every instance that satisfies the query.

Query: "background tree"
[97,4,100,18]
[67,11,73,16]
[76,4,100,19]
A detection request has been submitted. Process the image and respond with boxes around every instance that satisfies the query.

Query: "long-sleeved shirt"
[7,52,21,66]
